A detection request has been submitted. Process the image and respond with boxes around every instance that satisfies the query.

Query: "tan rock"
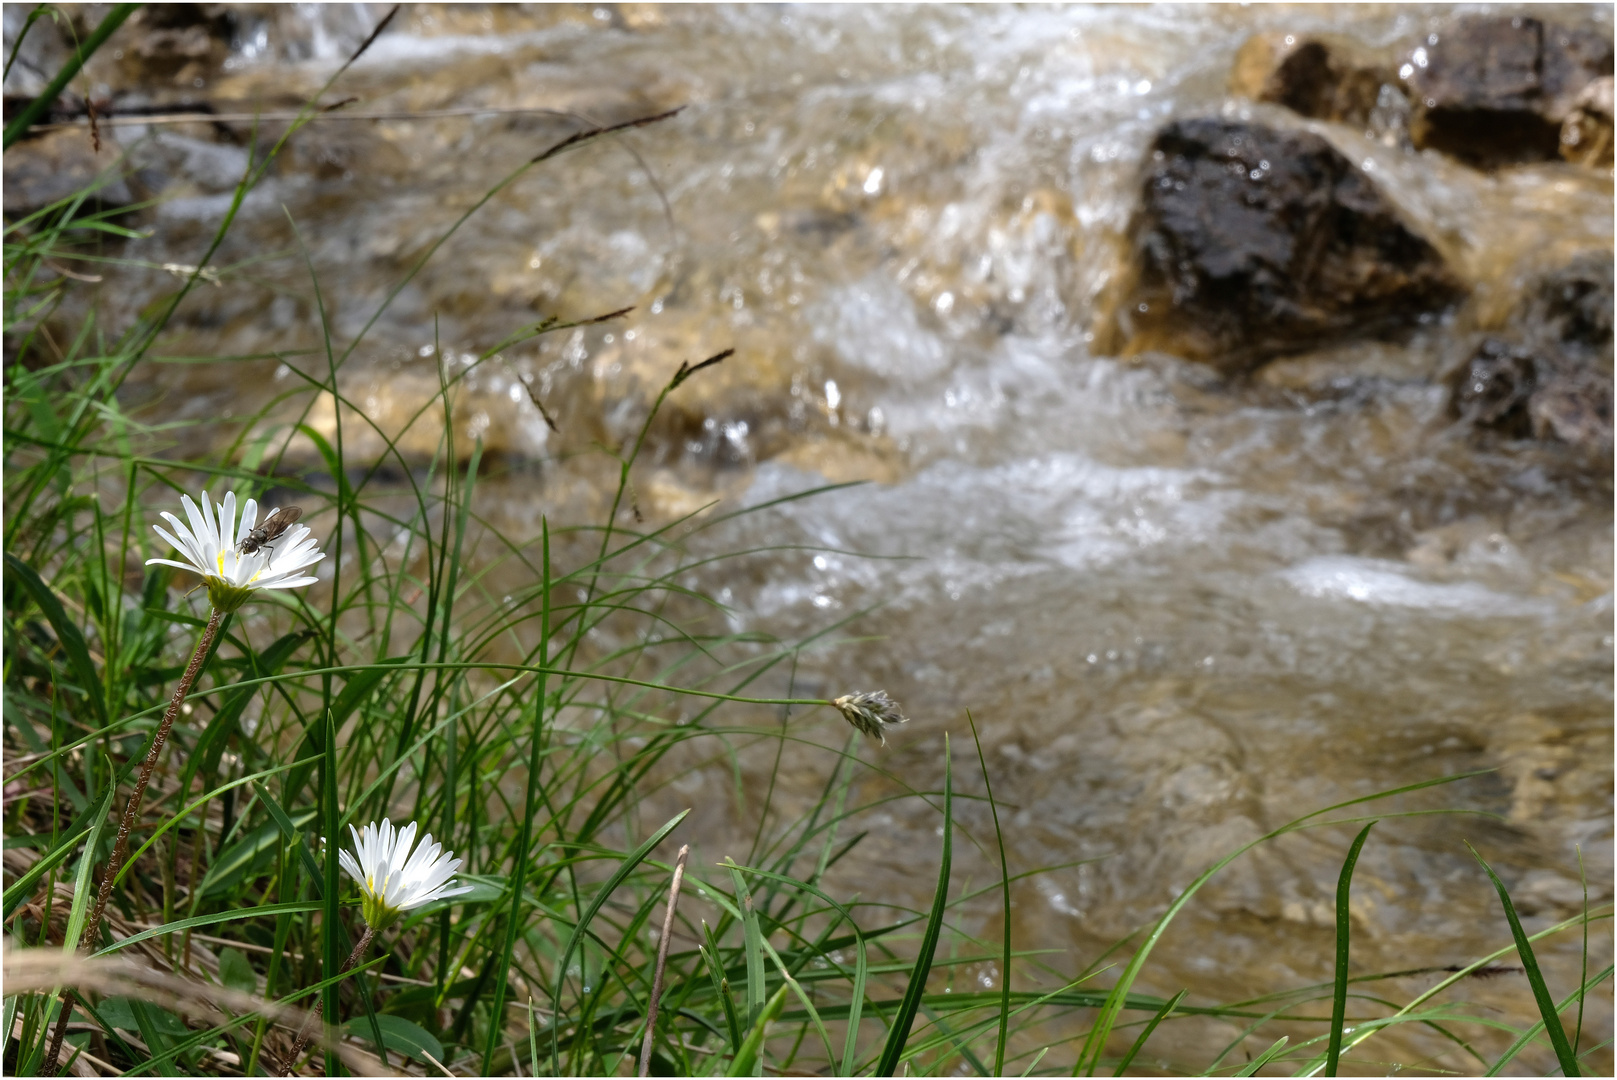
[1,128,131,215]
[1561,76,1614,167]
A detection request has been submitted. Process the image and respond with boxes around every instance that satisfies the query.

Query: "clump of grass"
[3,15,1610,1078]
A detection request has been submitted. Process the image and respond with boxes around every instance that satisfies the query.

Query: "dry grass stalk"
[3,944,399,1076]
[637,843,690,1078]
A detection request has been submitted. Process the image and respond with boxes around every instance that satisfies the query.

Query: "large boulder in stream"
[1448,253,1613,457]
[1408,15,1614,169]
[1116,118,1463,374]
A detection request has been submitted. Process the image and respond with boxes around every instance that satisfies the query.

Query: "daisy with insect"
[147,489,322,613]
[44,487,327,1072]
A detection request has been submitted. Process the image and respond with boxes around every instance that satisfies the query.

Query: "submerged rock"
[1230,31,1406,138]
[1,127,132,215]
[1560,76,1615,168]
[1408,15,1614,169]
[1448,253,1613,456]
[115,3,238,89]
[1117,118,1463,374]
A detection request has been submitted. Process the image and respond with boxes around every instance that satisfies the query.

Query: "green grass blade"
[757,934,837,1069]
[1486,964,1614,1076]
[1233,1036,1287,1076]
[1575,846,1588,1059]
[1326,822,1376,1076]
[551,808,691,1073]
[1466,842,1581,1076]
[484,519,551,1074]
[61,780,110,951]
[94,900,322,955]
[727,985,789,1077]
[967,711,1012,1076]
[1113,989,1186,1076]
[251,778,324,892]
[1074,772,1483,1075]
[321,707,341,1077]
[3,784,113,920]
[703,924,744,1053]
[875,733,952,1077]
[726,861,769,1036]
[2,3,137,148]
[6,552,107,726]
[528,996,541,1076]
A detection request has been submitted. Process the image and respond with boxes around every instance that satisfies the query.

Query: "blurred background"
[5,4,1611,1071]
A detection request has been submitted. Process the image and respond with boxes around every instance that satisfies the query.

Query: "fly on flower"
[236,505,302,557]
[339,819,474,931]
[146,489,324,612]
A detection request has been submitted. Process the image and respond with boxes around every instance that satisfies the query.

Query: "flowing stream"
[15,4,1612,1070]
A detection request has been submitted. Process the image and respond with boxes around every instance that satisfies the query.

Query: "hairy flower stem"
[43,608,224,1075]
[282,926,375,1076]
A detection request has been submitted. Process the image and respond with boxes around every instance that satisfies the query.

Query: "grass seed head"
[833,690,910,745]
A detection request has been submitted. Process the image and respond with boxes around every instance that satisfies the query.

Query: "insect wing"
[259,506,303,540]
[239,506,303,555]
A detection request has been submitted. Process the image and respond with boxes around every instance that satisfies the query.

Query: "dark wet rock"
[1518,251,1614,356]
[2,127,131,215]
[1448,338,1537,435]
[116,4,237,88]
[1231,31,1407,138]
[1117,118,1463,374]
[1448,254,1613,456]
[1561,76,1614,167]
[1409,15,1614,169]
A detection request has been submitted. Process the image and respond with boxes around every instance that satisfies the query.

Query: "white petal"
[199,490,220,550]
[163,511,206,567]
[152,524,205,573]
[395,822,419,868]
[249,577,320,592]
[220,491,238,554]
[238,499,258,542]
[144,558,207,574]
[181,494,212,555]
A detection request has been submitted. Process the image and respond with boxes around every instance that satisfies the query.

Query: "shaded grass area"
[3,15,1611,1077]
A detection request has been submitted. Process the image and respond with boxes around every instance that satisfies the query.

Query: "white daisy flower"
[338,818,474,931]
[146,488,324,612]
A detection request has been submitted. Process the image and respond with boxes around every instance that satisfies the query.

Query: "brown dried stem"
[638,844,690,1078]
[43,608,223,1074]
[280,925,376,1076]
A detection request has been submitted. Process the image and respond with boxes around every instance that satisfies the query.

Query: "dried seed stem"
[638,844,690,1077]
[281,925,375,1076]
[44,608,224,1074]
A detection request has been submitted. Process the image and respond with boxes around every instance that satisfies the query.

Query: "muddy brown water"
[8,4,1612,1073]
